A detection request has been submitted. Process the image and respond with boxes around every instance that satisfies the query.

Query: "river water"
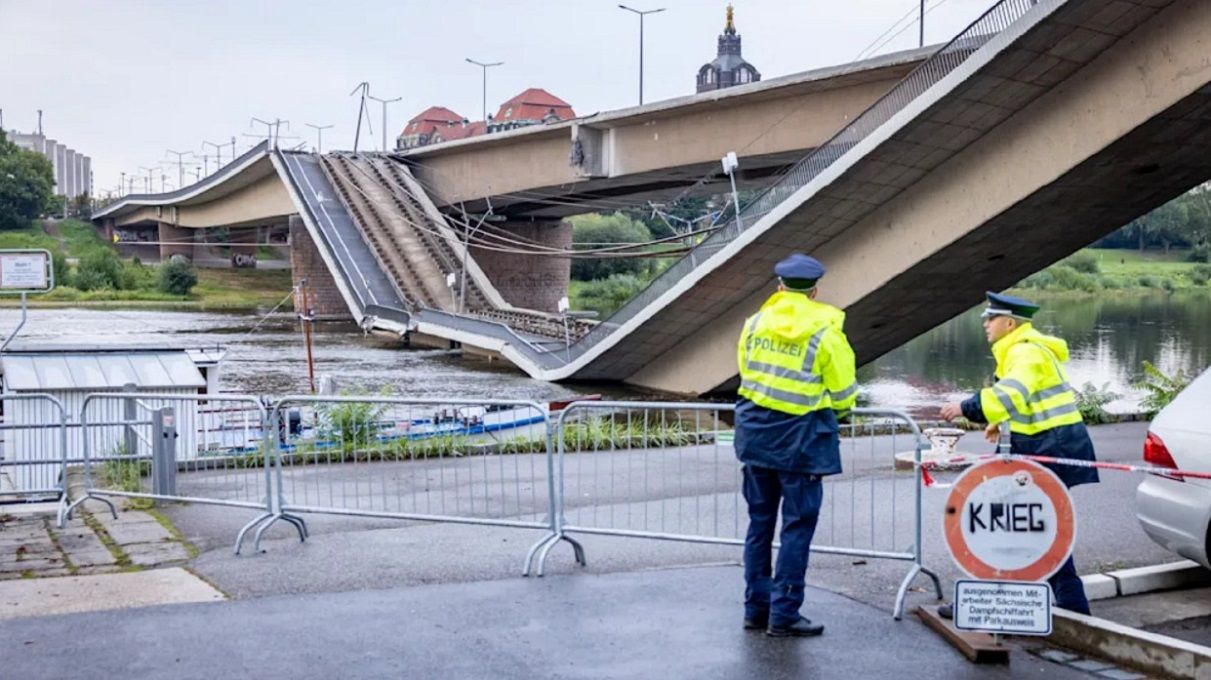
[2,292,1208,415]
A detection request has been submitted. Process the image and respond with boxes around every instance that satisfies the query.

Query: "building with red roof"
[490,88,576,133]
[397,88,575,150]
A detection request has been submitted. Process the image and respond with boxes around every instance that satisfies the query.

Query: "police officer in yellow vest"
[736,253,857,637]
[940,291,1097,615]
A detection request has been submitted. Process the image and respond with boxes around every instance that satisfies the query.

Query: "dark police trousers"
[742,465,823,626]
[1049,471,1091,615]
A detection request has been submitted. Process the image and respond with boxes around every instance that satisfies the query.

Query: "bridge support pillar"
[158,222,196,262]
[471,219,571,314]
[289,216,352,321]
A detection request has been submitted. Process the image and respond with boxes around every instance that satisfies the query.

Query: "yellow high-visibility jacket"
[737,290,857,416]
[978,323,1082,435]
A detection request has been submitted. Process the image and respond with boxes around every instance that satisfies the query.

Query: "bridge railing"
[568,0,1044,360]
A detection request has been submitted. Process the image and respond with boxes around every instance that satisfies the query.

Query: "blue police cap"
[981,291,1040,320]
[774,253,826,290]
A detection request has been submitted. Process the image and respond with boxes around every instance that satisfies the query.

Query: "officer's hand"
[939,402,963,421]
[984,423,1001,444]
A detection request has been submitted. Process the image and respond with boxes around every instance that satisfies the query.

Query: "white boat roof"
[1,350,206,391]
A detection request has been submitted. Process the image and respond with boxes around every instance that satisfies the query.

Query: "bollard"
[151,407,178,499]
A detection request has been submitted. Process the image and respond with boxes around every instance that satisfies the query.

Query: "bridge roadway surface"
[0,424,1155,677]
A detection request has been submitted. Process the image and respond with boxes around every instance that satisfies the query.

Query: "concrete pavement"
[0,564,1091,680]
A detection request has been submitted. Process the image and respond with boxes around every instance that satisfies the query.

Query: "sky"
[1,0,993,196]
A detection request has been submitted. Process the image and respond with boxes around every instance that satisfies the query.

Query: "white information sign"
[0,252,50,291]
[954,579,1053,636]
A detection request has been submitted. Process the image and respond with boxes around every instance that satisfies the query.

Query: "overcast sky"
[1,0,992,195]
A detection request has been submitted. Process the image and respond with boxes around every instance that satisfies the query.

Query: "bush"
[1191,264,1211,286]
[1135,361,1192,418]
[568,212,653,281]
[1046,265,1097,291]
[158,258,198,295]
[1062,251,1100,274]
[76,247,124,289]
[1188,244,1210,263]
[573,273,648,316]
[72,267,112,292]
[1076,382,1119,424]
[1137,275,1160,289]
[1099,276,1121,290]
[1160,278,1176,293]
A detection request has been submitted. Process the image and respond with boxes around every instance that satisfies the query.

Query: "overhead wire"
[333,157,715,259]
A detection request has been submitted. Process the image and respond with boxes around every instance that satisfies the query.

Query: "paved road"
[0,564,1089,680]
[165,421,1170,615]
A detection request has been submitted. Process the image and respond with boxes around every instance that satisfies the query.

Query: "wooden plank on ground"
[916,605,1011,664]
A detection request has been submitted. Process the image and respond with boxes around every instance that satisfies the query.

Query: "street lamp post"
[465,58,503,126]
[367,95,401,152]
[618,5,665,105]
[165,149,193,188]
[138,166,154,193]
[203,140,225,169]
[304,123,334,153]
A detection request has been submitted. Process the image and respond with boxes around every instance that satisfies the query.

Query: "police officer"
[940,291,1097,615]
[735,253,857,637]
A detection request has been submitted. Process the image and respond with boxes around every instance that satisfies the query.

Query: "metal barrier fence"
[538,401,942,618]
[63,393,283,553]
[0,393,68,507]
[265,396,569,570]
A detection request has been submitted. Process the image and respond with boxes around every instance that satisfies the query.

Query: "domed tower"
[696,5,761,93]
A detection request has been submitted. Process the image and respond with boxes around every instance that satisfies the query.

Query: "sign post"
[943,458,1076,637]
[0,249,55,353]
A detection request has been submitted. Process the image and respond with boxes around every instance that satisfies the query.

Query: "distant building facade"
[696,5,761,93]
[397,88,575,150]
[6,131,91,199]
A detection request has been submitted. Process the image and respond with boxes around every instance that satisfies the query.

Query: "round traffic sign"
[943,458,1075,581]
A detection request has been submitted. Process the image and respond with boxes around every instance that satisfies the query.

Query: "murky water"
[2,291,1208,414]
[859,292,1211,416]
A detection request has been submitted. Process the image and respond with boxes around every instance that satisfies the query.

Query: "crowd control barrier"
[538,401,942,618]
[264,396,570,571]
[0,394,68,509]
[63,393,285,553]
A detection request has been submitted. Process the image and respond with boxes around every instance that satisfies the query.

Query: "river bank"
[0,268,295,311]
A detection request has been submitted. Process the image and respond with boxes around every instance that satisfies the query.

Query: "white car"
[1136,366,1211,568]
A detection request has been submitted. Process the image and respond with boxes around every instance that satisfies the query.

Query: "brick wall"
[471,219,571,313]
[289,217,352,321]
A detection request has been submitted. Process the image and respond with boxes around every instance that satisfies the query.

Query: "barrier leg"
[234,512,274,555]
[252,512,307,553]
[63,494,117,523]
[892,563,944,620]
[523,532,559,577]
[534,531,587,577]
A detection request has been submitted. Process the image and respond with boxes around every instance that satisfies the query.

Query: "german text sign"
[0,251,51,291]
[954,580,1052,636]
[944,458,1075,581]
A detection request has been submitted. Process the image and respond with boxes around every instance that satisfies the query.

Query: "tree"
[568,212,653,281]
[158,258,198,295]
[0,131,55,230]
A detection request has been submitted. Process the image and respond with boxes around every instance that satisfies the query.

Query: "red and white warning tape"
[918,452,1211,488]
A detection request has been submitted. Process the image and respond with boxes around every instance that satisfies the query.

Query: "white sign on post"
[943,458,1078,638]
[0,252,50,290]
[954,579,1053,636]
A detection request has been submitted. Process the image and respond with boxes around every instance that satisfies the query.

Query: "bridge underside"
[591,0,1211,395]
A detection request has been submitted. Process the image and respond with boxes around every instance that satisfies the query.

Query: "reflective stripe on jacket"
[978,323,1082,436]
[736,291,857,416]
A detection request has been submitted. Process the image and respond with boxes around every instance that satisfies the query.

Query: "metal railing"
[536,401,942,618]
[264,396,569,571]
[567,0,1046,362]
[63,393,282,554]
[0,394,68,508]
